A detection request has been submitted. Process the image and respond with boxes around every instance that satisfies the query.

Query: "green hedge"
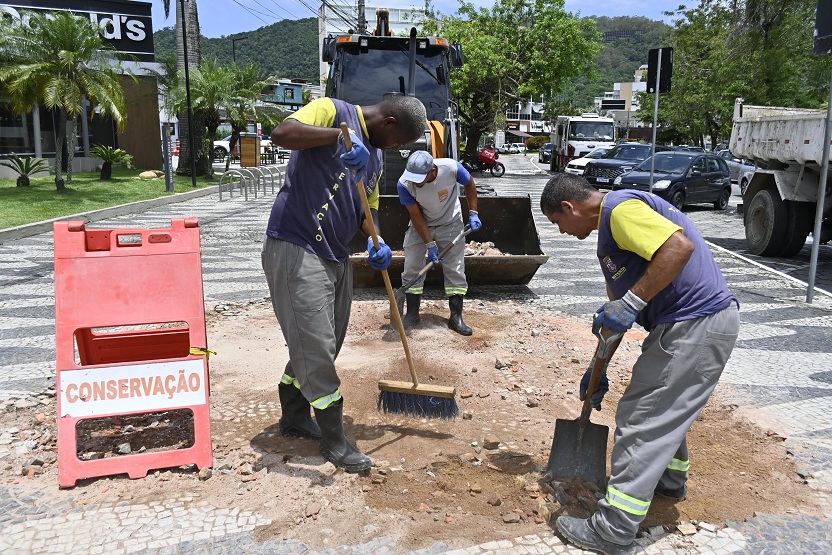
[525,136,549,151]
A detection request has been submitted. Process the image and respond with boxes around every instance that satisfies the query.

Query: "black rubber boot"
[402,293,421,329]
[448,294,473,336]
[313,399,371,473]
[278,383,321,439]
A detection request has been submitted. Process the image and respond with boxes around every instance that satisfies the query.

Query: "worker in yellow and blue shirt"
[263,94,426,473]
[540,172,739,555]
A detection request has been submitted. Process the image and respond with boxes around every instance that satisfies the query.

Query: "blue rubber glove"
[580,361,609,412]
[426,241,444,266]
[339,129,370,176]
[367,237,392,271]
[468,211,482,232]
[595,290,647,332]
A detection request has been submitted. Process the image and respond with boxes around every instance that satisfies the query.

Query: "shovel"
[392,224,473,317]
[546,315,624,489]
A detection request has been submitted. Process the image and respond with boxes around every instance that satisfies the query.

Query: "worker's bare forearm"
[464,179,478,213]
[362,210,381,243]
[630,231,694,302]
[271,119,340,150]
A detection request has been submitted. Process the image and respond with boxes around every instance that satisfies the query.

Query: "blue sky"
[149,0,677,39]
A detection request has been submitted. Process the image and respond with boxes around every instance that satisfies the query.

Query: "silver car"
[716,149,754,183]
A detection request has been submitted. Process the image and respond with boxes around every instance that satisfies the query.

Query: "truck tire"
[744,188,787,256]
[778,201,814,257]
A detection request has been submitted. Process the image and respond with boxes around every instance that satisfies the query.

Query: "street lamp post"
[231,36,248,64]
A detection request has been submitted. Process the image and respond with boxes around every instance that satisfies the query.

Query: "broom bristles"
[377,390,459,419]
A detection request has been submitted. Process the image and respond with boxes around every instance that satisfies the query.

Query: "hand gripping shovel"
[393,224,473,317]
[546,316,624,488]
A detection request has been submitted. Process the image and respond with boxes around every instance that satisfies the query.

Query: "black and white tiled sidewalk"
[1,154,831,553]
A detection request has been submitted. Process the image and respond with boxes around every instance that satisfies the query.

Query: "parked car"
[677,145,706,152]
[584,143,674,188]
[739,166,755,195]
[213,135,277,160]
[612,151,732,210]
[538,142,554,163]
[716,149,755,183]
[498,143,520,154]
[510,142,527,153]
[564,147,611,175]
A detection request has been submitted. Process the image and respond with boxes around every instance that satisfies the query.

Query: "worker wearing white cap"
[397,150,481,335]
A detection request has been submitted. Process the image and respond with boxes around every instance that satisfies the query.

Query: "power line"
[229,0,273,25]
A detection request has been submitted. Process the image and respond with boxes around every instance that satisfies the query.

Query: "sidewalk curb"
[0,184,220,244]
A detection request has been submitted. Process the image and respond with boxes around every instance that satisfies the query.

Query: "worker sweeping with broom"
[397,151,481,335]
[262,94,426,473]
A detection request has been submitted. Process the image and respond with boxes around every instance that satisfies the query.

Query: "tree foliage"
[634,0,832,147]
[0,11,132,190]
[422,0,601,154]
[154,18,320,83]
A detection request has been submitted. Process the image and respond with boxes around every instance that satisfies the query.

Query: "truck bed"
[349,195,549,288]
[730,100,828,166]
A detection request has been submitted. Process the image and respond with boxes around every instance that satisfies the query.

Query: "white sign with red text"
[59,360,206,418]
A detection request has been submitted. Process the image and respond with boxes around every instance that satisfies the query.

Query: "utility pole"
[357,0,367,34]
[180,0,197,187]
[231,35,248,64]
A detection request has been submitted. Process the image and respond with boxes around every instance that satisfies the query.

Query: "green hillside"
[152,14,669,100]
[558,16,673,110]
[153,18,320,83]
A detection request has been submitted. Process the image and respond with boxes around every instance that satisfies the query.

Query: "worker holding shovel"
[262,94,426,473]
[397,151,481,335]
[540,173,739,555]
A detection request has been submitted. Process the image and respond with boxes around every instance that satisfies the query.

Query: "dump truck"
[730,98,832,257]
[549,113,616,173]
[324,9,549,286]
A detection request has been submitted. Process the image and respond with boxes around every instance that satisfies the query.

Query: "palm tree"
[224,63,272,171]
[0,11,130,191]
[162,0,207,178]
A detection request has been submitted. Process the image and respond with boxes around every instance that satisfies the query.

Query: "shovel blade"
[546,417,609,489]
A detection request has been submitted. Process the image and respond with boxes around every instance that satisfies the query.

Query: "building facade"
[0,0,162,171]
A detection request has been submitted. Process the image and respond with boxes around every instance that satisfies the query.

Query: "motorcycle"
[462,146,506,177]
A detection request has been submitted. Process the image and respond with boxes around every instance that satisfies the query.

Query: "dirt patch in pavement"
[0,298,819,550]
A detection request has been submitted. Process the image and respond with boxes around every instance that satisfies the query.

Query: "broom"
[340,123,458,419]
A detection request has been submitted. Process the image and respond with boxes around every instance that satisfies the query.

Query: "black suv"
[584,143,674,188]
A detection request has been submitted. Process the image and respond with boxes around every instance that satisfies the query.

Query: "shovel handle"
[400,225,473,292]
[580,315,625,423]
[341,123,420,387]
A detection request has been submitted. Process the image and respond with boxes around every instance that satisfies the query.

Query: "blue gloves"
[469,211,482,232]
[580,362,609,411]
[339,129,370,184]
[367,237,392,270]
[595,290,647,332]
[426,241,444,266]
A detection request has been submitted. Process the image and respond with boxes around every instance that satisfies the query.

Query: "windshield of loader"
[330,45,451,122]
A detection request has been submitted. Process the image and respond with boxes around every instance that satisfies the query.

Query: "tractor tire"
[778,201,814,257]
[744,187,787,256]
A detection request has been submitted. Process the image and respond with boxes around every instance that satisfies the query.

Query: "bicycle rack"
[218,165,284,201]
[219,169,256,201]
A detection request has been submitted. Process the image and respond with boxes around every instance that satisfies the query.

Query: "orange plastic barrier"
[53,219,212,488]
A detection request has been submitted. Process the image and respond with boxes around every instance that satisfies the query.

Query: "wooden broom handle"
[340,123,420,387]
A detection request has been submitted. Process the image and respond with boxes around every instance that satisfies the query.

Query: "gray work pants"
[591,304,740,545]
[261,237,352,408]
[402,218,467,296]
